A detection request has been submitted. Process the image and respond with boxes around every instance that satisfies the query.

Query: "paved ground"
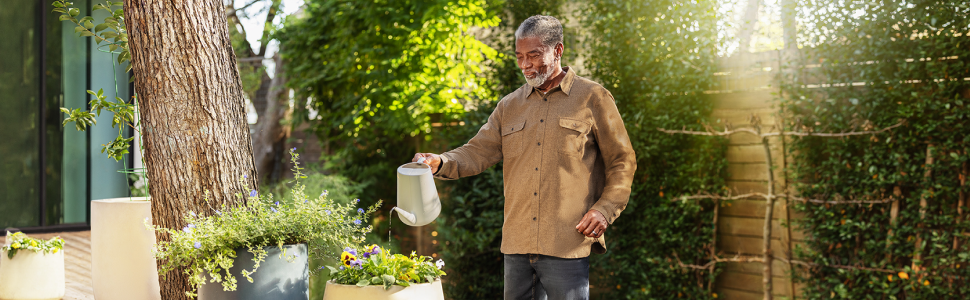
[0,231,94,300]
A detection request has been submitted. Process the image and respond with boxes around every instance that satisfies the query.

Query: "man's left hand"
[575,209,608,238]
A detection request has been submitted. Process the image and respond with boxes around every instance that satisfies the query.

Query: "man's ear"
[555,43,564,59]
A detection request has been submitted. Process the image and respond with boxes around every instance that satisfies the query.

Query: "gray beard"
[523,53,557,87]
[525,67,553,87]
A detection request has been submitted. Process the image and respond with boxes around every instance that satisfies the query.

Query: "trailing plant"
[580,0,727,298]
[1,232,65,259]
[52,0,137,162]
[783,0,970,298]
[148,149,379,297]
[327,244,446,289]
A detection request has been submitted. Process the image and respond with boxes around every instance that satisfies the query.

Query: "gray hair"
[514,15,563,48]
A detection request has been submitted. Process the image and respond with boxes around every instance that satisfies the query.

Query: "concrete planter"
[198,243,309,300]
[0,249,65,300]
[321,280,444,300]
[91,197,160,300]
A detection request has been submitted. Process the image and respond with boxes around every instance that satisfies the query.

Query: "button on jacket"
[435,67,637,258]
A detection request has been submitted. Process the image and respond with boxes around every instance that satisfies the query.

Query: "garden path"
[0,231,93,300]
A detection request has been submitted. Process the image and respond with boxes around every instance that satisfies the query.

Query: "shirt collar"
[529,66,575,97]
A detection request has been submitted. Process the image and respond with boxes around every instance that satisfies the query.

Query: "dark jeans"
[504,254,589,300]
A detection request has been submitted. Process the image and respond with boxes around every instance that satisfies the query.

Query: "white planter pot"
[0,249,65,300]
[91,197,161,300]
[321,280,444,300]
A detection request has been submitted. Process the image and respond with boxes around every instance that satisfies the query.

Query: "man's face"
[515,36,559,87]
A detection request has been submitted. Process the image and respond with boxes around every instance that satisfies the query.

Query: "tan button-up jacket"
[435,67,637,258]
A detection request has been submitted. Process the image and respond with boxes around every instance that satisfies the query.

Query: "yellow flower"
[923,280,930,286]
[898,272,909,280]
[11,242,20,249]
[887,275,893,282]
[29,240,37,247]
[52,248,59,254]
[340,251,357,266]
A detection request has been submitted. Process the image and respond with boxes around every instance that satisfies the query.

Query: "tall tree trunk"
[253,53,289,182]
[124,1,258,299]
[737,0,762,54]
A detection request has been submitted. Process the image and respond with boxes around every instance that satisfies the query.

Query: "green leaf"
[58,15,71,21]
[370,276,381,284]
[80,31,95,37]
[355,279,369,287]
[69,7,79,17]
[74,26,85,33]
[95,23,109,33]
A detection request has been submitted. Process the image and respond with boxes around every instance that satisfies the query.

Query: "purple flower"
[188,224,196,228]
[357,208,364,214]
[189,211,196,217]
[354,219,362,225]
[321,190,328,197]
[354,198,360,204]
[339,266,345,270]
[275,201,279,206]
[194,242,201,249]
[325,210,331,215]
[350,259,363,269]
[343,247,357,256]
[271,207,278,213]
[215,210,221,215]
[243,175,248,179]
[249,190,257,197]
[182,224,196,232]
[291,147,297,152]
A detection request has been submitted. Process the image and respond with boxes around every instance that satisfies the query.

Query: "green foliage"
[1,231,65,259]
[328,245,446,289]
[149,150,379,298]
[783,0,970,298]
[580,0,727,298]
[53,1,139,162]
[275,0,500,204]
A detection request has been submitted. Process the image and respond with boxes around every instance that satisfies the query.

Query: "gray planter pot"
[198,243,309,300]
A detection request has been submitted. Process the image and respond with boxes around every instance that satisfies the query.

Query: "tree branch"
[657,120,905,138]
[672,193,894,204]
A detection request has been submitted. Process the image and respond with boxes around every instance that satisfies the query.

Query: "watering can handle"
[417,156,426,164]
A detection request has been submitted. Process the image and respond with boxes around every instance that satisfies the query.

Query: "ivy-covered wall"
[785,0,970,298]
[580,0,727,298]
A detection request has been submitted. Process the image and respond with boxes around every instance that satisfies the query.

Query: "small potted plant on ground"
[0,232,66,300]
[322,244,446,300]
[149,149,379,299]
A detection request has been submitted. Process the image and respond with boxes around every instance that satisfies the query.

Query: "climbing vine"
[783,0,970,297]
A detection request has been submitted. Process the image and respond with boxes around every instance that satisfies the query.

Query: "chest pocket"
[502,120,527,159]
[558,118,591,158]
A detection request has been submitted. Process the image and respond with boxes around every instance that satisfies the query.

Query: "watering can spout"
[392,207,417,225]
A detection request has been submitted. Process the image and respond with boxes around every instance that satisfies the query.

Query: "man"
[412,15,636,300]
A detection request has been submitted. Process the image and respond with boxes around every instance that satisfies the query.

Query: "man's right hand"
[412,153,442,174]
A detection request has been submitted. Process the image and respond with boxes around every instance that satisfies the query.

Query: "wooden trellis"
[659,118,904,300]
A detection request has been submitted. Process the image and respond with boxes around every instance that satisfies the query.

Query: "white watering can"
[392,157,442,226]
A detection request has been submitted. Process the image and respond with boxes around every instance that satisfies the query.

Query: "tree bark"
[123,1,258,299]
[252,53,289,182]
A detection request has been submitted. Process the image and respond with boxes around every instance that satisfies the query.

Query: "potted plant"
[0,232,66,300]
[322,245,446,300]
[149,149,378,299]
